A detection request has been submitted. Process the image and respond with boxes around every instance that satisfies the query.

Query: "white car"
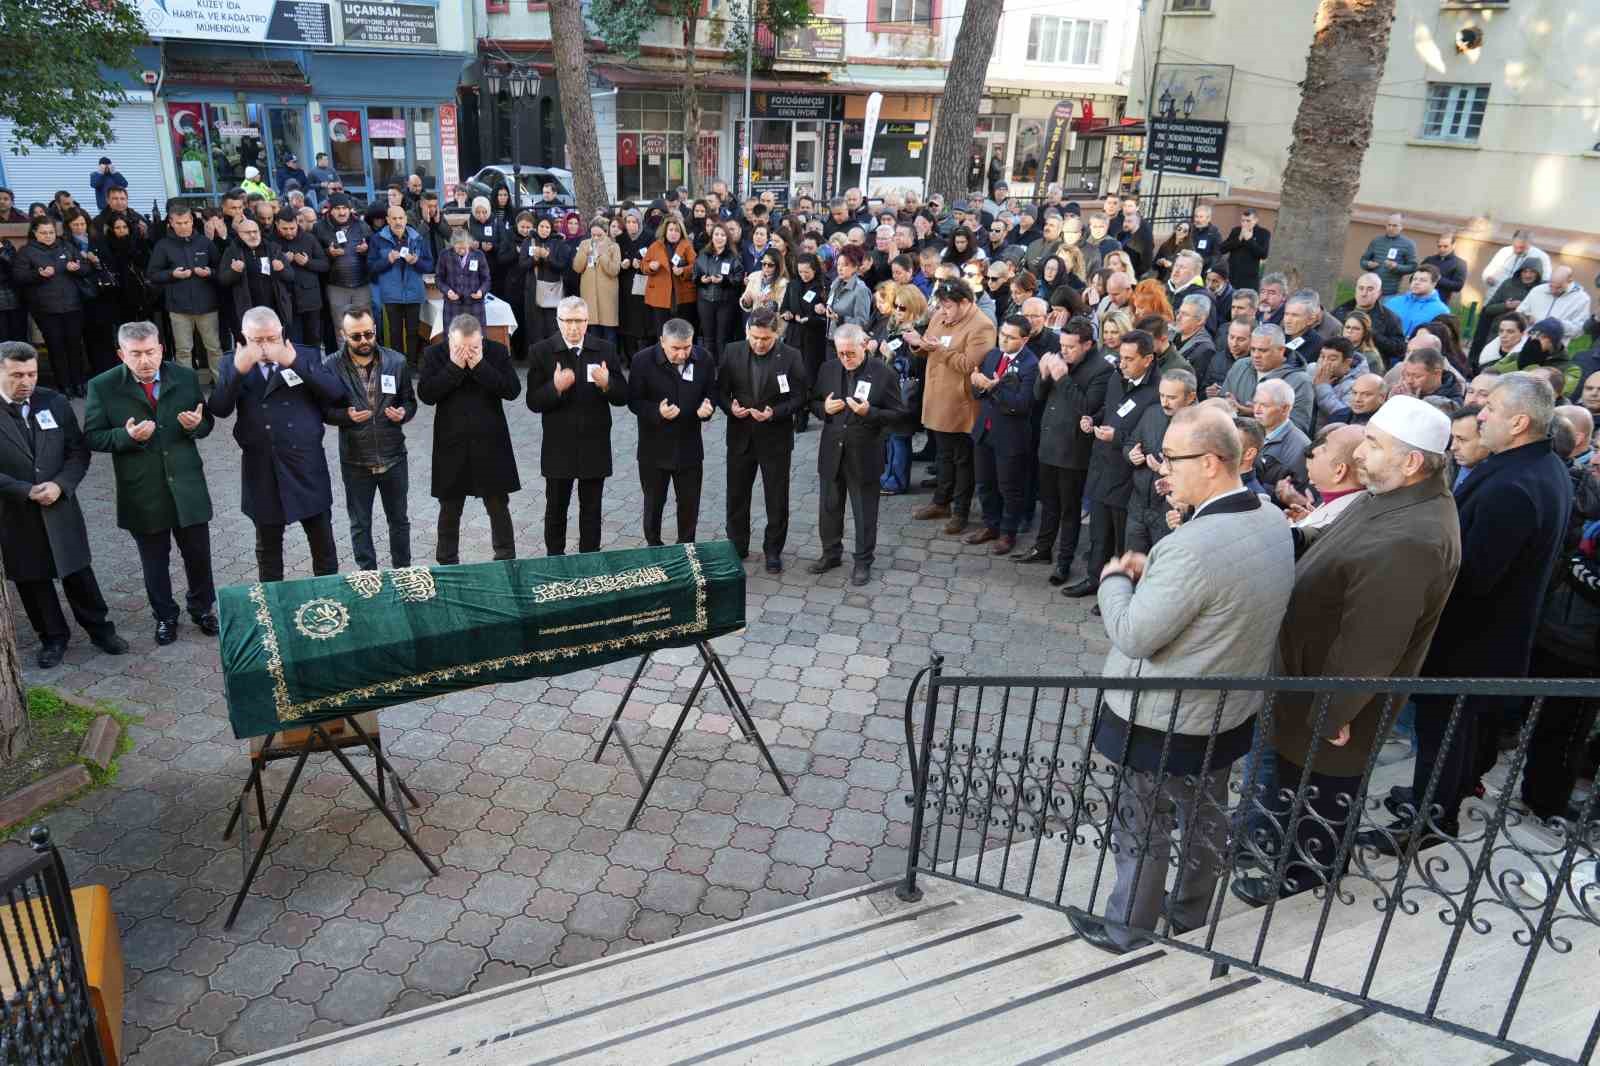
[466,165,576,210]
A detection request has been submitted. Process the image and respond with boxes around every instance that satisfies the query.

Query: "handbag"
[536,279,564,308]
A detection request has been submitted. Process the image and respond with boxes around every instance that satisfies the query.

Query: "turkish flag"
[618,134,638,167]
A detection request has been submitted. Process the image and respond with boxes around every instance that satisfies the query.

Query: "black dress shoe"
[1230,875,1283,908]
[1065,906,1150,956]
[1356,819,1458,857]
[806,557,842,575]
[1014,546,1051,563]
[91,633,130,656]
[36,642,67,669]
[192,612,220,636]
[1383,785,1416,820]
[155,619,179,646]
[765,556,783,574]
[1061,578,1098,598]
[850,563,871,587]
[1047,569,1071,587]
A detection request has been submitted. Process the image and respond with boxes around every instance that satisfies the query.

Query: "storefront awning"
[985,79,1129,100]
[163,56,311,94]
[308,53,469,101]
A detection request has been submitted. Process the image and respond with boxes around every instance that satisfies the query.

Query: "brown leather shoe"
[964,527,999,545]
[991,534,1016,555]
[912,503,950,521]
[942,517,968,536]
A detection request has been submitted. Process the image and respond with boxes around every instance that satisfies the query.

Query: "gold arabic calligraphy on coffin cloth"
[218,542,747,739]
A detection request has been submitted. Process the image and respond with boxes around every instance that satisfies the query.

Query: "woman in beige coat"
[905,280,997,534]
[574,218,622,337]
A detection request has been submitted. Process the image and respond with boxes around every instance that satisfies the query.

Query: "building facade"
[1131,0,1600,234]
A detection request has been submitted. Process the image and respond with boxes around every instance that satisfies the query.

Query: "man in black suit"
[717,307,808,573]
[807,324,905,586]
[1063,329,1162,599]
[1019,319,1111,583]
[629,318,717,546]
[526,297,628,555]
[207,306,348,582]
[0,343,127,667]
[416,314,523,564]
[965,315,1040,556]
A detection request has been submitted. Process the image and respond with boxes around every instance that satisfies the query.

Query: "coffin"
[218,541,746,739]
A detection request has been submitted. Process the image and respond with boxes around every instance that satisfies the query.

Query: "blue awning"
[306,52,468,102]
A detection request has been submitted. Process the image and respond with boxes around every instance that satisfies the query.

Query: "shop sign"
[822,120,839,201]
[438,104,460,197]
[1147,118,1229,179]
[776,15,845,65]
[1035,99,1075,189]
[135,0,331,45]
[369,117,407,139]
[340,0,437,46]
[751,180,790,206]
[641,133,668,158]
[750,92,837,122]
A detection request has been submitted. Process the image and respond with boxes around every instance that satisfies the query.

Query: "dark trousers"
[1086,501,1129,585]
[385,303,423,367]
[133,523,215,622]
[254,511,338,583]
[436,494,515,565]
[341,461,411,572]
[1263,753,1361,895]
[35,311,86,392]
[545,477,605,555]
[1035,463,1087,570]
[1125,505,1170,554]
[697,299,738,362]
[1409,693,1480,831]
[640,465,703,546]
[0,308,29,343]
[14,566,112,645]
[933,430,975,517]
[819,458,881,565]
[726,446,792,559]
[1522,646,1599,818]
[289,309,323,352]
[974,442,1027,535]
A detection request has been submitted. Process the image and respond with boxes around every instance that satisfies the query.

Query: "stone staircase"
[231,823,1598,1066]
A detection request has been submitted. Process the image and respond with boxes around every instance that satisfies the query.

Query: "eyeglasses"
[345,330,377,341]
[1162,452,1213,464]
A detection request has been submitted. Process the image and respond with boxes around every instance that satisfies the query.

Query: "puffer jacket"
[368,225,433,304]
[10,239,83,315]
[313,217,372,289]
[322,346,417,470]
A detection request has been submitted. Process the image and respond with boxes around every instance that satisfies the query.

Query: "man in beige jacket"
[907,281,998,534]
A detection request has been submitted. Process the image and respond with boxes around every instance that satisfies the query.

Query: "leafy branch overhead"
[587,0,814,63]
[0,0,147,155]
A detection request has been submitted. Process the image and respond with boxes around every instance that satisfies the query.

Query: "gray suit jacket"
[1097,489,1295,740]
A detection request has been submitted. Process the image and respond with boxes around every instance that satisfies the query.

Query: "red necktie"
[141,380,157,410]
[986,354,1010,431]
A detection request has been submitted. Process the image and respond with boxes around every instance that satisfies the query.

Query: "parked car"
[466,165,576,210]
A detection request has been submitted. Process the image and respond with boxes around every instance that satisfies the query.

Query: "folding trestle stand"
[221,714,438,929]
[595,640,792,828]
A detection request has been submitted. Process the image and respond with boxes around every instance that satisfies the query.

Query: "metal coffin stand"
[594,640,792,828]
[221,714,436,930]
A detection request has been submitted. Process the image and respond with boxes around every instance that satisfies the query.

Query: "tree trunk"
[0,555,29,766]
[1271,0,1397,304]
[548,0,610,218]
[924,0,1004,203]
[681,14,703,197]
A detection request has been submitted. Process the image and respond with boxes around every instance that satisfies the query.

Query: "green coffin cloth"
[218,541,746,740]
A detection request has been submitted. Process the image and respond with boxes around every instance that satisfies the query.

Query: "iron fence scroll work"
[898,658,1600,1065]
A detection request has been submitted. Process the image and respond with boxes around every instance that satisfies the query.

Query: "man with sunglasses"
[324,308,417,571]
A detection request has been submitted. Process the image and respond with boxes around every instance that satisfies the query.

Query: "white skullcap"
[244,166,261,180]
[1369,395,1451,454]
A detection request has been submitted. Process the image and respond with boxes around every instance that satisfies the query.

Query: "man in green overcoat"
[83,320,219,645]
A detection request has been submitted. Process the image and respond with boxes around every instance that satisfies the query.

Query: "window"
[1026,17,1106,66]
[1169,0,1210,10]
[1422,83,1489,142]
[1010,119,1044,183]
[875,0,931,26]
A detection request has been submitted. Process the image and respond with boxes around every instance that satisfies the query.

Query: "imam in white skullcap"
[1368,395,1451,454]
[244,166,261,180]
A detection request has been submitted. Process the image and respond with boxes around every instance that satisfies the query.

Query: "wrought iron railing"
[899,657,1600,1065]
[0,828,105,1066]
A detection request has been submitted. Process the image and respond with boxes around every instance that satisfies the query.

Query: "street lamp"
[1158,88,1175,120]
[501,67,541,208]
[1182,92,1196,119]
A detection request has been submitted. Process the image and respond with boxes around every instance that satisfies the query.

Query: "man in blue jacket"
[368,206,434,370]
[90,158,128,213]
[1384,263,1451,339]
[207,306,349,582]
[964,315,1039,556]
